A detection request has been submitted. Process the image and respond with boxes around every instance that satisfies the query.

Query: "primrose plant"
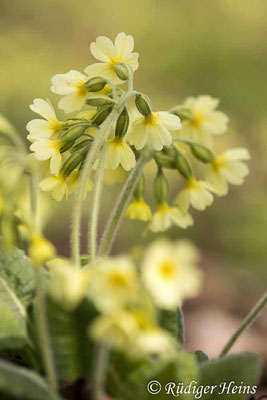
[0,32,265,400]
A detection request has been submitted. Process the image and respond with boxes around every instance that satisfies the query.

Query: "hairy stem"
[71,107,122,266]
[89,146,107,264]
[93,345,110,400]
[219,291,267,357]
[34,267,58,392]
[99,155,148,257]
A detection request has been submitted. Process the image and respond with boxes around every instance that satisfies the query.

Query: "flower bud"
[115,107,129,138]
[85,76,107,92]
[29,234,56,266]
[190,144,214,163]
[114,62,129,81]
[135,94,152,117]
[170,106,193,121]
[154,153,176,169]
[86,96,114,107]
[61,124,87,142]
[91,106,112,126]
[60,140,76,153]
[175,152,192,179]
[61,152,83,176]
[153,169,169,203]
[72,139,92,152]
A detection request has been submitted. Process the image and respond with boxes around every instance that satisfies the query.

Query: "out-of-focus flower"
[26,99,63,142]
[85,32,139,84]
[175,177,214,211]
[89,256,138,313]
[107,137,136,171]
[127,112,181,151]
[104,165,127,185]
[125,198,152,221]
[179,95,228,147]
[28,233,56,266]
[149,202,193,232]
[0,114,16,136]
[51,70,89,113]
[142,239,202,309]
[39,174,68,201]
[206,148,250,196]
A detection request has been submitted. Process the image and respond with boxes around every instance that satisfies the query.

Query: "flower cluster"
[48,238,201,358]
[26,32,250,234]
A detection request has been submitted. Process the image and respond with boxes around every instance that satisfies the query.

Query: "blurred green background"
[0,0,266,364]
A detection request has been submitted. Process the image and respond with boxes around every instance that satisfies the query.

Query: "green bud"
[114,62,129,81]
[61,124,87,142]
[115,107,130,139]
[171,106,193,121]
[153,169,169,203]
[190,144,214,163]
[72,139,92,152]
[86,96,114,107]
[61,152,83,176]
[91,106,112,126]
[135,94,152,117]
[134,174,145,199]
[60,140,76,153]
[175,152,193,179]
[154,153,176,169]
[85,76,106,92]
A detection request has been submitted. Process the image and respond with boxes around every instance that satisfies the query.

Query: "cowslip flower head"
[107,137,136,171]
[127,111,181,151]
[85,32,139,84]
[142,240,202,309]
[89,256,138,313]
[206,148,250,196]
[125,198,152,222]
[26,99,63,142]
[149,202,193,232]
[175,176,214,212]
[30,138,62,175]
[51,70,89,113]
[179,95,229,147]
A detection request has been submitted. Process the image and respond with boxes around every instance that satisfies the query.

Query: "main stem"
[34,267,58,392]
[99,155,148,257]
[219,291,267,357]
[93,345,110,400]
[89,145,107,264]
[71,106,122,266]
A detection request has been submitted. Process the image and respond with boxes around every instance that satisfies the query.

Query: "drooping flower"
[175,176,214,211]
[149,202,193,232]
[179,95,229,147]
[51,70,89,113]
[142,239,202,309]
[85,32,139,84]
[30,138,63,175]
[127,112,181,151]
[107,137,136,171]
[26,99,63,142]
[104,165,127,185]
[125,198,152,221]
[28,233,56,266]
[206,148,250,196]
[39,174,68,201]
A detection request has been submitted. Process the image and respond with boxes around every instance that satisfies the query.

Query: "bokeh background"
[1,0,266,386]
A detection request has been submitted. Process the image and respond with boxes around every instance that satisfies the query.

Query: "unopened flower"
[179,95,228,147]
[142,239,202,309]
[125,198,152,221]
[127,112,181,151]
[149,202,193,232]
[175,177,214,211]
[51,70,88,113]
[30,138,62,175]
[206,148,250,196]
[29,233,56,266]
[26,99,63,142]
[107,137,136,171]
[85,32,139,84]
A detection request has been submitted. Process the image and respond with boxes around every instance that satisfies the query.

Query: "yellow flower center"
[186,176,199,190]
[144,113,159,126]
[109,57,124,71]
[110,272,128,288]
[212,156,225,171]
[157,202,170,213]
[159,259,177,279]
[191,110,204,127]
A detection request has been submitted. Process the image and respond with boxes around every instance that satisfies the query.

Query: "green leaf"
[194,350,209,363]
[159,308,185,346]
[0,276,27,349]
[199,353,262,400]
[0,359,61,400]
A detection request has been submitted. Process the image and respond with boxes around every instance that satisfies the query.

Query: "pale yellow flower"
[89,257,138,313]
[149,202,193,232]
[51,70,88,113]
[104,165,127,185]
[39,174,68,201]
[142,239,202,309]
[206,148,250,196]
[67,169,93,196]
[125,198,152,221]
[179,95,229,147]
[107,138,136,171]
[85,32,139,84]
[29,233,56,266]
[26,99,63,142]
[127,112,181,151]
[30,138,62,175]
[175,177,214,212]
